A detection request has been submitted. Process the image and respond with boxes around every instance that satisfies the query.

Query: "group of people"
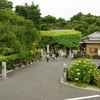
[45,51,59,62]
[45,50,75,62]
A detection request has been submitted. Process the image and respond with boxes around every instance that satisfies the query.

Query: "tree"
[81,13,96,24]
[96,17,100,26]
[71,12,83,21]
[0,0,13,9]
[87,24,100,35]
[15,5,27,18]
[56,17,67,28]
[15,2,41,30]
[40,15,57,30]
[74,21,89,36]
[39,16,67,30]
[67,12,100,36]
[0,8,41,55]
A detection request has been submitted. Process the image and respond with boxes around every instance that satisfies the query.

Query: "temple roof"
[82,31,100,43]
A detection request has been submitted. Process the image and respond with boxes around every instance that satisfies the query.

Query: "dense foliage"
[39,30,81,49]
[67,12,100,36]
[38,31,55,48]
[1,0,99,53]
[0,50,40,73]
[0,0,13,9]
[0,0,41,73]
[0,8,40,55]
[15,2,41,30]
[53,30,81,48]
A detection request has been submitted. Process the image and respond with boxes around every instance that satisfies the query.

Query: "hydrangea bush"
[67,58,99,84]
[92,70,100,88]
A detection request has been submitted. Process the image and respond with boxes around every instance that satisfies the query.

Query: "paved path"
[0,58,100,100]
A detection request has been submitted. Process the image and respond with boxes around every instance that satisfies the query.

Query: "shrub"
[67,58,97,84]
[93,75,100,88]
[92,55,100,59]
[87,54,93,59]
[92,70,100,88]
[0,50,40,73]
[74,54,79,59]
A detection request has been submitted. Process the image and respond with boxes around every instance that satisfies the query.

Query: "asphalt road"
[0,58,100,100]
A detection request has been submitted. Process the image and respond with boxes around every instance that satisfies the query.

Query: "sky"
[10,0,100,20]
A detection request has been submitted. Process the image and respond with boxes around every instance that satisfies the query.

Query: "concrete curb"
[60,78,100,92]
[0,61,38,78]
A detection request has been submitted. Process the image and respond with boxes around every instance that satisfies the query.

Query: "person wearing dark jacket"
[55,52,59,61]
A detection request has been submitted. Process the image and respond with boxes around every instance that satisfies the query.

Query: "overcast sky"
[10,0,100,20]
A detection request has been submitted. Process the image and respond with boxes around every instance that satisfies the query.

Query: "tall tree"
[0,0,13,9]
[0,8,41,55]
[56,17,67,28]
[81,13,96,24]
[15,2,41,30]
[40,15,57,30]
[87,24,100,34]
[66,12,100,36]
[71,12,83,21]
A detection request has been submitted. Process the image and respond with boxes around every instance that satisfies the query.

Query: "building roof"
[82,31,100,39]
[82,31,100,43]
[88,31,100,37]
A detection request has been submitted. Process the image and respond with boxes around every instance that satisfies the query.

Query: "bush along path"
[67,58,100,89]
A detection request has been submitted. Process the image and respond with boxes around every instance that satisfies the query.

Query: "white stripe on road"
[65,95,100,100]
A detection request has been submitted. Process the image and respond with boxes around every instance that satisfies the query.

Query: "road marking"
[65,95,100,100]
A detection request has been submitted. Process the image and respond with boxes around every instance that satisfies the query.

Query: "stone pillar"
[47,45,49,53]
[62,63,67,82]
[2,62,7,78]
[41,49,43,57]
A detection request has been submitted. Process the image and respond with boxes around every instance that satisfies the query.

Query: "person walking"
[71,52,74,60]
[55,51,59,61]
[46,53,50,62]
